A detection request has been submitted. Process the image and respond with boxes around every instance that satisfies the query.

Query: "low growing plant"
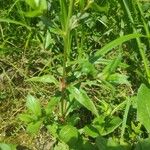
[1,0,150,149]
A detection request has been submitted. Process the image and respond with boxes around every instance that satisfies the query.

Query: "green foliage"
[24,0,47,17]
[1,0,150,149]
[93,33,143,61]
[0,143,16,150]
[26,74,59,85]
[26,94,41,117]
[59,125,78,146]
[68,85,99,117]
[137,84,150,132]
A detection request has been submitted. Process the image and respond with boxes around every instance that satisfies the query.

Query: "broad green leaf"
[27,120,42,134]
[19,114,34,123]
[26,95,41,117]
[0,18,31,30]
[39,0,47,11]
[68,85,99,117]
[45,97,60,115]
[91,34,143,62]
[0,143,16,150]
[59,125,78,146]
[25,0,47,9]
[26,75,58,85]
[137,84,150,132]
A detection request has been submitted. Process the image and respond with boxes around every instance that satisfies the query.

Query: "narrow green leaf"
[92,34,143,62]
[26,75,59,85]
[137,84,150,132]
[0,18,31,30]
[68,85,99,117]
[26,95,41,117]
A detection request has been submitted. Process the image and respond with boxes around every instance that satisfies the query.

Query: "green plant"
[1,0,150,149]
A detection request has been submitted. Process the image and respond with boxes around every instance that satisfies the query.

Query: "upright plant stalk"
[122,0,150,83]
[59,0,74,116]
[136,1,150,47]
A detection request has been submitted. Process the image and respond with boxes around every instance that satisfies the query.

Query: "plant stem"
[60,0,74,116]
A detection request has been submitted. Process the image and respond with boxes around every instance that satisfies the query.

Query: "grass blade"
[0,18,31,30]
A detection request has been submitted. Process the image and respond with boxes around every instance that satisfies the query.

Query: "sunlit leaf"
[59,125,78,146]
[0,143,16,150]
[19,114,34,123]
[26,75,59,85]
[27,120,42,134]
[107,73,130,85]
[26,95,41,117]
[47,123,58,138]
[45,97,60,115]
[83,125,99,138]
[68,85,99,117]
[25,0,37,9]
[137,84,150,132]
[24,0,47,17]
[91,34,143,62]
